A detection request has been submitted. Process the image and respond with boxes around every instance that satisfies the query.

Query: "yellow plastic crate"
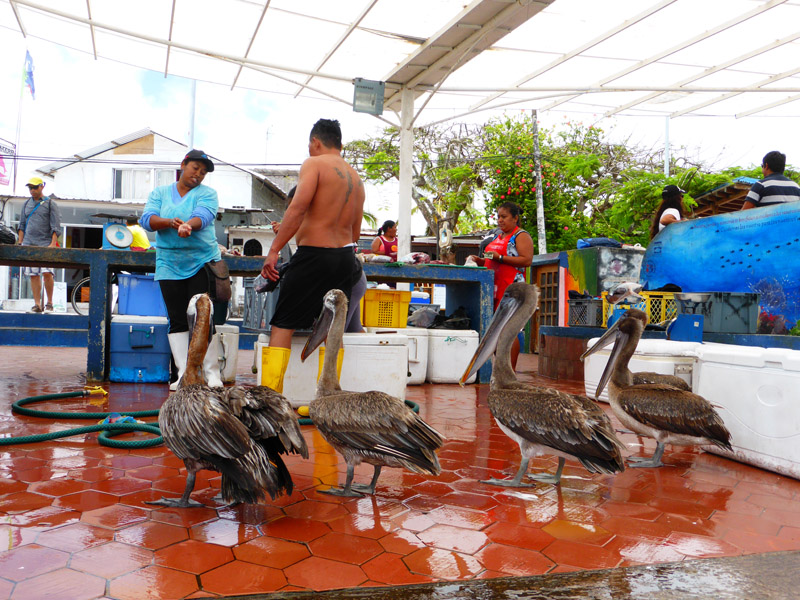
[361,289,412,328]
[601,291,678,327]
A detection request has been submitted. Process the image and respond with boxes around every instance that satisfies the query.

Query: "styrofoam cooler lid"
[366,326,428,338]
[343,332,409,346]
[693,343,800,371]
[216,324,240,334]
[111,315,168,325]
[586,337,701,356]
[427,329,478,339]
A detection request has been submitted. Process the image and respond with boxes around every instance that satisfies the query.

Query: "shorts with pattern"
[23,266,54,276]
[270,246,360,331]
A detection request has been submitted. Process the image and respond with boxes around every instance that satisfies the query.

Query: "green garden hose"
[9,389,420,445]
[7,388,163,448]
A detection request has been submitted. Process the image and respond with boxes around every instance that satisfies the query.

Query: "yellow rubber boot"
[317,347,344,381]
[261,346,291,394]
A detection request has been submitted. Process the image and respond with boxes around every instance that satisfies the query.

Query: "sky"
[2,30,800,235]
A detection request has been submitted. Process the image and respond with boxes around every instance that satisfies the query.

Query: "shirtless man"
[259,119,364,393]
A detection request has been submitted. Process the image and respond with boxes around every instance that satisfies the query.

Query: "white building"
[1,128,294,308]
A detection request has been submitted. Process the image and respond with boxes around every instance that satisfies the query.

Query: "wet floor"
[1,346,800,600]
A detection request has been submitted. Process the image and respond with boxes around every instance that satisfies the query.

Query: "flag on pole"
[24,51,35,99]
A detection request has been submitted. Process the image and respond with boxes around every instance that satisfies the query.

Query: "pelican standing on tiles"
[148,294,308,508]
[461,282,624,487]
[301,289,444,497]
[581,308,731,468]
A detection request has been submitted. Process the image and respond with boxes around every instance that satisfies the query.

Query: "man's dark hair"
[310,119,342,149]
[763,151,786,174]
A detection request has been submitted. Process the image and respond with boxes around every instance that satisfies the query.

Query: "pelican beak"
[593,323,631,399]
[301,302,333,362]
[580,317,622,362]
[459,292,522,385]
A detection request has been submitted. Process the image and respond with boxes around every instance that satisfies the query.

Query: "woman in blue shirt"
[141,150,223,390]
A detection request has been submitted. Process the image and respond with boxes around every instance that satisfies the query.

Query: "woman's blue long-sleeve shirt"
[141,183,221,281]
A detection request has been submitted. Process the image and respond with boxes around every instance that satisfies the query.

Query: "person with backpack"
[18,177,61,313]
[467,201,533,368]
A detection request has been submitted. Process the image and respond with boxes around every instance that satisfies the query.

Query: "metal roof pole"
[664,116,670,177]
[398,87,413,261]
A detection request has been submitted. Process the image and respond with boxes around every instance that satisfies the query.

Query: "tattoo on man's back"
[345,172,354,204]
[335,167,345,179]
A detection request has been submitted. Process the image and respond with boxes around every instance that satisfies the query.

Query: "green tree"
[344,123,489,238]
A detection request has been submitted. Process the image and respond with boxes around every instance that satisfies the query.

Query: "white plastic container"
[693,344,800,479]
[256,332,409,407]
[583,338,701,402]
[427,329,479,384]
[216,324,240,384]
[367,326,429,385]
[339,333,409,399]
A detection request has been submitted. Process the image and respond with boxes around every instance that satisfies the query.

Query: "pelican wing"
[618,385,732,447]
[489,389,624,472]
[221,386,309,458]
[632,372,691,391]
[311,392,444,473]
[160,385,251,461]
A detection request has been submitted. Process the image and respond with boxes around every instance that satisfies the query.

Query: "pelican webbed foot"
[626,442,666,468]
[526,457,565,485]
[480,477,536,488]
[145,472,205,508]
[481,458,535,488]
[145,497,206,508]
[320,486,365,497]
[350,465,382,495]
[320,464,364,497]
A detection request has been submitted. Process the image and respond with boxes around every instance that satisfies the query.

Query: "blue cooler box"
[110,316,170,383]
[117,273,167,317]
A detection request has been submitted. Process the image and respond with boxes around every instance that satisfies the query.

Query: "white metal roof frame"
[5,0,800,256]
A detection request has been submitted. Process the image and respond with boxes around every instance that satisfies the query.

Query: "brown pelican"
[147,294,308,508]
[602,283,690,391]
[301,289,444,497]
[460,282,624,486]
[581,308,731,468]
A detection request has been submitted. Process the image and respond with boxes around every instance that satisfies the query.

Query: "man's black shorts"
[270,246,359,330]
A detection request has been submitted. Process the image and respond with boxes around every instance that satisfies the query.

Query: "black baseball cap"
[662,184,685,198]
[183,149,214,172]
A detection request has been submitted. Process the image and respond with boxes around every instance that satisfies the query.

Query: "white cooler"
[693,344,800,479]
[216,324,240,384]
[427,329,479,384]
[256,332,409,407]
[366,326,429,385]
[583,338,701,402]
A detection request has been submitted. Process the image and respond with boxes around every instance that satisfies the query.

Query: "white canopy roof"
[5,0,800,128]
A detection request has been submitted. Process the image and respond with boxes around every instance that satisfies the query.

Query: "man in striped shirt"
[742,150,800,210]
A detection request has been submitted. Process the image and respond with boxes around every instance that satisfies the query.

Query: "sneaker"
[44,304,54,312]
[30,305,43,313]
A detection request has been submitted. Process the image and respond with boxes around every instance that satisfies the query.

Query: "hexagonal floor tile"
[284,556,367,591]
[115,521,189,550]
[11,567,105,600]
[233,536,310,570]
[81,504,149,529]
[155,539,234,574]
[0,544,69,581]
[71,541,154,578]
[109,565,199,600]
[201,560,287,596]
[36,523,114,553]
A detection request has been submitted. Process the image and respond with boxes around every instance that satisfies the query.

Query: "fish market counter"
[362,263,494,383]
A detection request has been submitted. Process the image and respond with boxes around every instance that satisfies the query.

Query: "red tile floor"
[2,346,800,599]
